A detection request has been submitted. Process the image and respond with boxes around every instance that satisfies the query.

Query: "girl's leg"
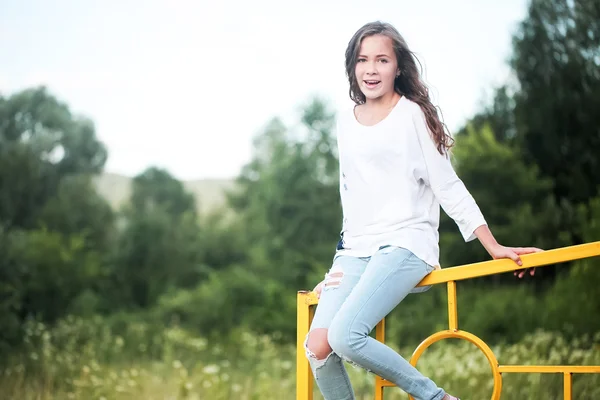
[304,255,368,400]
[327,246,447,400]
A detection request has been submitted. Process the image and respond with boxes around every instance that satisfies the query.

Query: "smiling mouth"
[364,80,381,87]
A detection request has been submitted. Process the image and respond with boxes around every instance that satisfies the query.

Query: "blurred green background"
[1,0,599,398]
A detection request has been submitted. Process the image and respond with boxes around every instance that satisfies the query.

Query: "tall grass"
[1,316,598,399]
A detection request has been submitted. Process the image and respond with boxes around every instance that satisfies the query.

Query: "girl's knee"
[327,323,351,357]
[305,328,332,360]
[328,321,366,360]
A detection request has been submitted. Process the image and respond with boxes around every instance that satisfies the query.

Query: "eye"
[379,59,388,63]
[357,58,366,63]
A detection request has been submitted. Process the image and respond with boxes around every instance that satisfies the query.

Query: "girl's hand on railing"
[473,225,544,278]
[489,245,544,278]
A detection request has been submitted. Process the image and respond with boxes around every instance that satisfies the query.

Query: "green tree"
[0,87,112,348]
[207,97,342,337]
[455,85,518,144]
[0,86,107,229]
[511,0,600,205]
[229,97,341,290]
[8,228,103,322]
[38,174,115,252]
[130,167,197,219]
[112,167,203,308]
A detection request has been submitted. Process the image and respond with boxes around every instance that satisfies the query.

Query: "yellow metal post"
[375,318,386,400]
[447,281,458,331]
[297,291,313,400]
[563,373,572,400]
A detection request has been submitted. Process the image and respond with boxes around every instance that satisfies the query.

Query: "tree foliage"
[511,0,600,205]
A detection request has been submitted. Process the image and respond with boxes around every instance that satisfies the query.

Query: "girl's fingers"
[514,247,544,254]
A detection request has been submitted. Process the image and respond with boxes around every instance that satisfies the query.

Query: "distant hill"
[93,172,236,215]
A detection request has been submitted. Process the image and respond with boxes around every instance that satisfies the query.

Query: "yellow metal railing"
[296,242,600,400]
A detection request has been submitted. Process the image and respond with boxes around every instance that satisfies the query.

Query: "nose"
[365,60,378,75]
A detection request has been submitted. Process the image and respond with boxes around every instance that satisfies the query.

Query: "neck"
[365,91,401,110]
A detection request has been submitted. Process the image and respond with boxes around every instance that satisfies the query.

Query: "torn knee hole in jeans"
[304,331,368,374]
[304,331,334,371]
[323,265,344,291]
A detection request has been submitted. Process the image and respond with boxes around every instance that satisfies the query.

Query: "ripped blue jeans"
[304,246,446,400]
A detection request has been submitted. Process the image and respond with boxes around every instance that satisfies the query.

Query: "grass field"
[1,316,598,399]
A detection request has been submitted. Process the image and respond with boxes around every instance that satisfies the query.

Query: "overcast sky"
[0,0,529,180]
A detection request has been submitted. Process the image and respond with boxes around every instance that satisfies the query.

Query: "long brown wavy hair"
[345,21,454,155]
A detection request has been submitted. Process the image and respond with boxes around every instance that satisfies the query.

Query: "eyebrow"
[357,54,392,58]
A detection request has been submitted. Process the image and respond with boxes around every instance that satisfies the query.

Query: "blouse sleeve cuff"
[459,216,487,242]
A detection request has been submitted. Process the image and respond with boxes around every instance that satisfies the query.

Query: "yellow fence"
[296,242,600,400]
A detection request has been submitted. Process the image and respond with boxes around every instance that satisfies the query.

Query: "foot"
[443,395,460,400]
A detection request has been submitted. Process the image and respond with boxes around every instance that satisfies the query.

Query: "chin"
[360,86,392,102]
[363,91,385,101]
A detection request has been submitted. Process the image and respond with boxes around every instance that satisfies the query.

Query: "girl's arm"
[411,106,542,276]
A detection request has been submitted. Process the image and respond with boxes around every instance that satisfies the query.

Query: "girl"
[304,21,540,400]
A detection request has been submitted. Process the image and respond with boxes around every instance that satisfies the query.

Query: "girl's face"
[354,34,399,103]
